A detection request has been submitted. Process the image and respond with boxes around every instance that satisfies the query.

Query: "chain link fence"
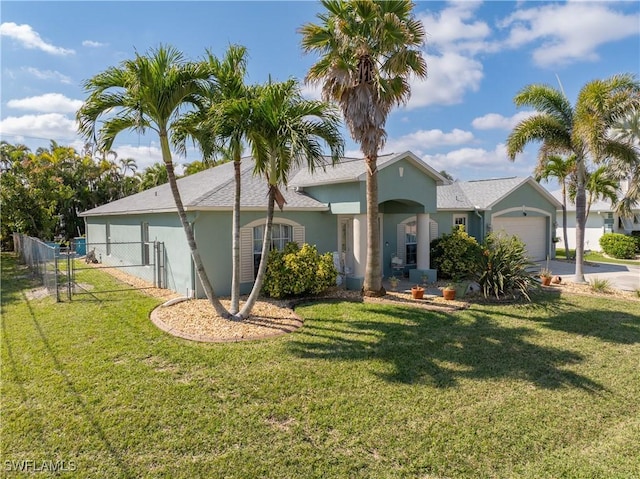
[69,240,165,297]
[12,234,165,301]
[13,233,64,301]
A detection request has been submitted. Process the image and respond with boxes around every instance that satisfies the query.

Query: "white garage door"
[492,216,547,261]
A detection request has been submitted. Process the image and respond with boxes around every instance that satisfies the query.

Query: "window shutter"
[396,223,406,262]
[429,219,439,242]
[293,225,305,246]
[240,227,254,283]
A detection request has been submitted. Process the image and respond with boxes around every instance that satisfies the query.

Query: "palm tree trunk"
[561,184,571,259]
[159,134,232,318]
[574,159,587,283]
[230,158,241,314]
[363,155,385,297]
[237,186,276,320]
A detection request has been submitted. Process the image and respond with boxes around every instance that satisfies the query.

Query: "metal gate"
[67,240,165,299]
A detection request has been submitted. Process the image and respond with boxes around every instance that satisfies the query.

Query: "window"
[604,212,614,233]
[141,222,150,265]
[453,214,467,231]
[405,221,417,265]
[253,224,292,276]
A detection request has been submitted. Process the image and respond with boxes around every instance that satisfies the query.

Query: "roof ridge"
[190,159,254,206]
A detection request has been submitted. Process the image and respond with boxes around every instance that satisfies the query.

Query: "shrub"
[589,277,611,293]
[474,232,536,300]
[599,233,637,259]
[431,226,482,280]
[262,242,337,299]
[630,231,640,254]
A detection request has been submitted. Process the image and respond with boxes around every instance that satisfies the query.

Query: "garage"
[492,215,547,261]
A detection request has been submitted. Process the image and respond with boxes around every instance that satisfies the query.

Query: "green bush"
[431,226,482,280]
[262,242,337,299]
[599,233,637,259]
[474,232,536,300]
[630,231,640,254]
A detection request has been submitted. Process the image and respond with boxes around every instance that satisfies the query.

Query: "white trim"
[453,213,468,228]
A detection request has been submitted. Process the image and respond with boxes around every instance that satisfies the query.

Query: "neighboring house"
[551,179,640,252]
[80,151,560,298]
[434,177,561,262]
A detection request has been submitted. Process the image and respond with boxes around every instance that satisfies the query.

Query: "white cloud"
[23,67,72,84]
[300,81,322,101]
[500,3,639,67]
[7,93,83,114]
[0,113,77,140]
[407,51,483,108]
[420,1,491,53]
[384,128,474,154]
[82,40,108,48]
[472,111,536,130]
[112,144,164,171]
[0,22,75,56]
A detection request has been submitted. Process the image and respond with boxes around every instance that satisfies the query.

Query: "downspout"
[188,211,201,299]
[473,206,484,238]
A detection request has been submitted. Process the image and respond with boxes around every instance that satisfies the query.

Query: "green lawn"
[556,248,640,266]
[2,253,640,478]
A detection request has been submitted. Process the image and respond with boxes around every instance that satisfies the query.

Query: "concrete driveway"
[534,259,640,292]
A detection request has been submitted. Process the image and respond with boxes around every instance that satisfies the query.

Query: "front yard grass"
[2,253,639,478]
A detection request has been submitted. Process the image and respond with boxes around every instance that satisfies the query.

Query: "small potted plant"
[539,268,552,286]
[442,283,456,300]
[411,284,424,299]
[388,276,400,291]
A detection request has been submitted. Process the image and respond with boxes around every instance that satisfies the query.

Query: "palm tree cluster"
[507,74,640,281]
[77,44,344,320]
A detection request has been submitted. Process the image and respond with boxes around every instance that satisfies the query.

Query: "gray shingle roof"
[81,151,448,217]
[438,177,536,210]
[80,157,327,216]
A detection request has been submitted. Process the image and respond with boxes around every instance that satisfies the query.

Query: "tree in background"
[507,74,640,282]
[534,154,576,258]
[301,0,427,296]
[610,107,640,218]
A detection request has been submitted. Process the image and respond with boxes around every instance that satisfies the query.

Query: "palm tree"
[236,78,344,319]
[139,163,169,191]
[173,45,255,315]
[534,154,576,258]
[506,74,640,282]
[77,44,232,319]
[610,108,640,218]
[583,166,619,219]
[203,46,254,315]
[301,0,427,296]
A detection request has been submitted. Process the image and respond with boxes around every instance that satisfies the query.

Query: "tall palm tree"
[173,45,255,315]
[534,154,576,258]
[301,0,427,296]
[203,46,253,315]
[236,78,344,319]
[77,44,232,318]
[506,74,640,282]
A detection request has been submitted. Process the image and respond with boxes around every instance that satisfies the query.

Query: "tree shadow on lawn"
[289,302,605,391]
[493,292,640,345]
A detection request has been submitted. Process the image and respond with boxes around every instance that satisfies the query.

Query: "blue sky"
[1,1,639,186]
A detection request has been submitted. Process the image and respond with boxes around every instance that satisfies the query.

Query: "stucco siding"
[377,158,437,213]
[193,210,339,297]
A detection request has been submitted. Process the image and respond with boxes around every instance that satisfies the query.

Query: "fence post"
[55,252,60,302]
